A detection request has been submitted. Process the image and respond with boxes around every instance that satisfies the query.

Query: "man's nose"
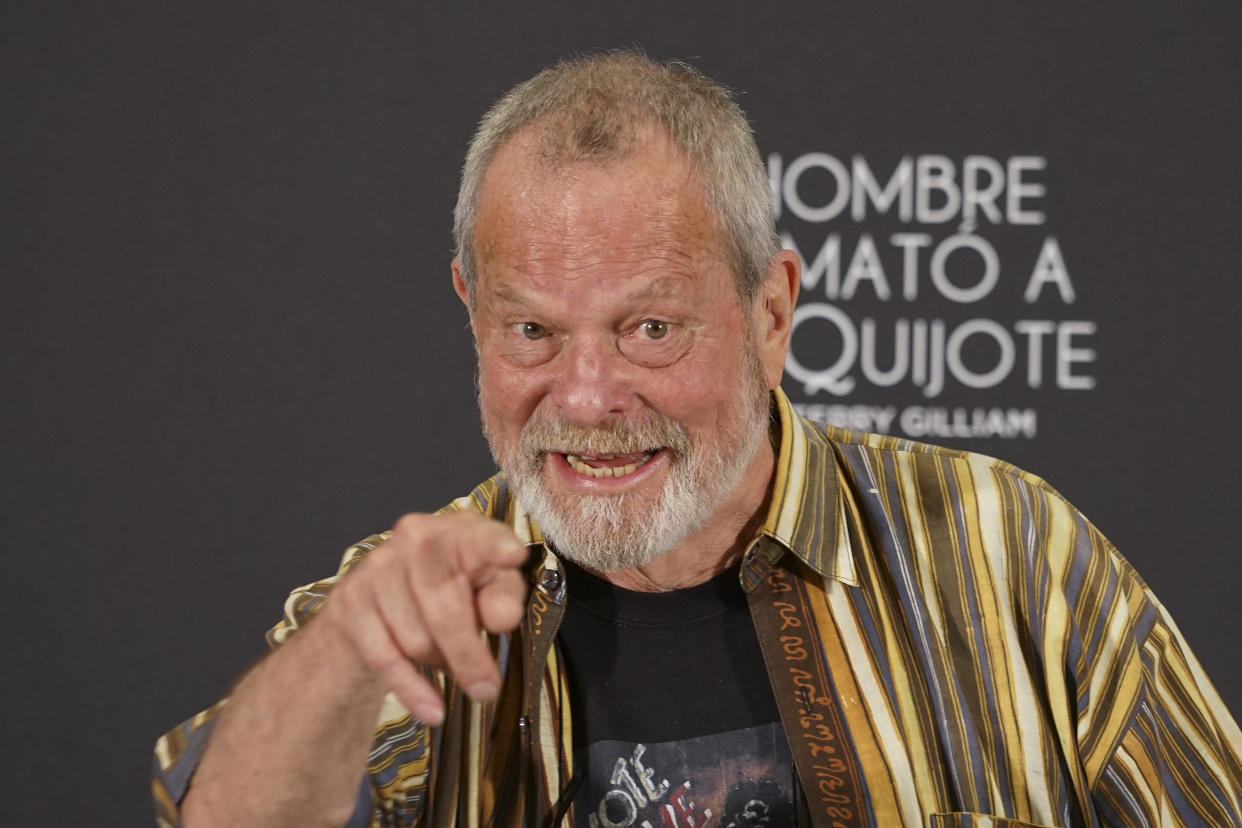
[549,334,636,425]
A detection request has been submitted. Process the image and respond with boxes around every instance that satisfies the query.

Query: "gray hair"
[452,51,779,304]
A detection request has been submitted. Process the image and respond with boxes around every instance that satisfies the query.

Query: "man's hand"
[181,511,529,827]
[318,511,530,724]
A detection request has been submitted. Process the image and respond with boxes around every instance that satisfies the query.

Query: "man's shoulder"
[794,412,1065,506]
[794,412,1125,599]
[433,472,512,519]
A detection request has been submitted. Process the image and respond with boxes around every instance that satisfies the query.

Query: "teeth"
[564,452,653,479]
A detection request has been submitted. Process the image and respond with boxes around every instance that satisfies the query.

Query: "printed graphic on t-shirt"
[575,722,795,828]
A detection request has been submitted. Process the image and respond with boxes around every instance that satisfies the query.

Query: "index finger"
[391,512,529,697]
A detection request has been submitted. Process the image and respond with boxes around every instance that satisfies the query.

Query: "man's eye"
[619,319,690,367]
[638,320,669,340]
[518,322,547,340]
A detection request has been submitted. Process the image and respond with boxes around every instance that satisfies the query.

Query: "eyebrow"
[625,276,687,302]
[485,282,533,307]
[490,275,686,300]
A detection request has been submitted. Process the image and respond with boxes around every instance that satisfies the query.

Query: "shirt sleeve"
[1090,592,1242,825]
[151,700,225,827]
[1059,519,1242,826]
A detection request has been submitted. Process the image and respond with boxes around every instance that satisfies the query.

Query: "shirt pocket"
[930,814,1062,828]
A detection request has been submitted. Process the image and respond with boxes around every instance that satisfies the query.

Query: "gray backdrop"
[6,4,1240,824]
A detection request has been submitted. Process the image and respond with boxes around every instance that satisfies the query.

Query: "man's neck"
[597,438,776,592]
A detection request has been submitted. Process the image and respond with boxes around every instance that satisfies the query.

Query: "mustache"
[519,411,691,458]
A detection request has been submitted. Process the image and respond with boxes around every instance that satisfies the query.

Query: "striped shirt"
[153,388,1242,826]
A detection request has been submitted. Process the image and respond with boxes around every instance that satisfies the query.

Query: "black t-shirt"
[557,558,802,827]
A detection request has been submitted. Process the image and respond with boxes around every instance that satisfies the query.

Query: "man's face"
[456,130,785,571]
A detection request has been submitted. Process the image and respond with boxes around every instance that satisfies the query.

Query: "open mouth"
[563,450,657,479]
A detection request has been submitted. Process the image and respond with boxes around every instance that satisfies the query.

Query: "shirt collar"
[758,387,858,585]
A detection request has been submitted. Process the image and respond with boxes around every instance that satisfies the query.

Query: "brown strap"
[426,680,466,828]
[743,541,870,828]
[479,550,568,828]
[527,557,569,827]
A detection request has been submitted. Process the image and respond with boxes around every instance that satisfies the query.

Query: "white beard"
[484,350,771,572]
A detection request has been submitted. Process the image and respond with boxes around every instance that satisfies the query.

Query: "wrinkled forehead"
[472,126,728,275]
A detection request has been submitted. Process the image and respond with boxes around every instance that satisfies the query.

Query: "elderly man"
[155,52,1242,827]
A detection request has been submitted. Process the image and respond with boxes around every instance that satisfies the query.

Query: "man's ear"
[755,250,800,390]
[451,258,477,334]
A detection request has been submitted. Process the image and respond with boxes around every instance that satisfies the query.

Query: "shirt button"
[537,568,562,592]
